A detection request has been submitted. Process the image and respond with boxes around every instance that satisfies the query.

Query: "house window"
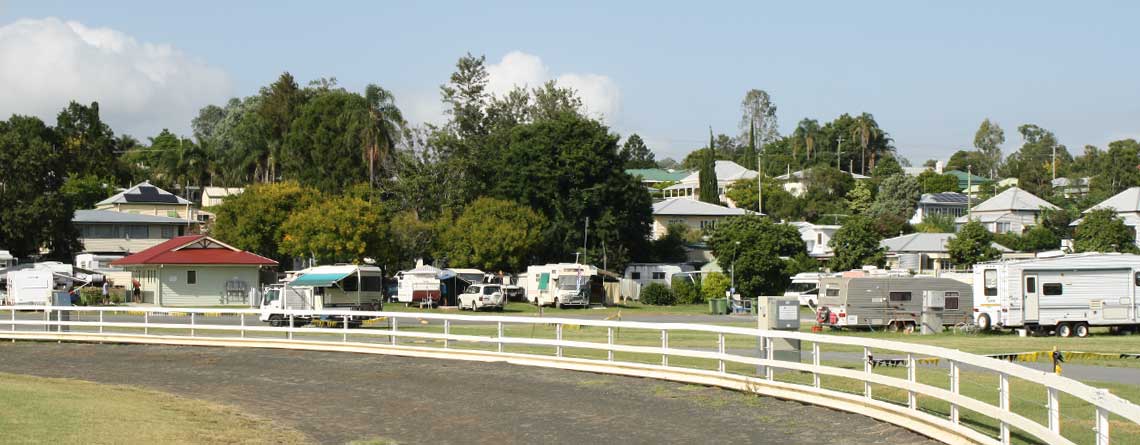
[167,211,179,218]
[983,270,998,296]
[187,270,197,285]
[995,222,1012,233]
[1042,283,1063,296]
[816,233,822,244]
[1135,272,1140,287]
[944,292,960,310]
[122,225,148,240]
[651,272,666,280]
[889,291,912,302]
[161,226,175,238]
[700,220,717,230]
[631,272,641,280]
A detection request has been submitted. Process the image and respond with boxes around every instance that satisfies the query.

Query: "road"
[0,342,936,445]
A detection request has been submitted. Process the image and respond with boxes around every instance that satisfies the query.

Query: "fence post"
[240,313,245,339]
[343,314,349,343]
[1096,405,1110,445]
[661,330,668,367]
[99,310,104,334]
[288,313,294,340]
[607,327,614,362]
[765,337,773,381]
[1047,387,1060,435]
[556,324,563,358]
[949,360,960,425]
[812,342,821,388]
[497,321,504,353]
[999,372,1010,445]
[444,320,450,349]
[864,347,873,400]
[717,333,725,373]
[390,318,398,345]
[144,311,149,336]
[190,312,196,337]
[907,353,917,410]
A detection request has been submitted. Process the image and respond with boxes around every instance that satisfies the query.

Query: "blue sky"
[1,1,1137,163]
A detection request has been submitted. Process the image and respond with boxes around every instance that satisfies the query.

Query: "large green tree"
[621,133,656,169]
[739,89,778,150]
[280,90,370,192]
[707,216,804,297]
[1089,139,1140,198]
[868,175,921,221]
[917,170,960,193]
[829,216,885,271]
[0,115,79,259]
[974,118,1005,178]
[1001,125,1071,196]
[439,197,548,272]
[280,192,392,265]
[362,84,406,186]
[947,221,1001,267]
[1073,209,1138,253]
[210,181,320,264]
[55,101,122,182]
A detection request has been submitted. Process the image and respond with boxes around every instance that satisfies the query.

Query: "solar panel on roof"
[931,193,968,203]
[124,186,180,203]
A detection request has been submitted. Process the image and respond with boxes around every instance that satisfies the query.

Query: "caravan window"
[889,292,912,302]
[825,288,840,297]
[983,270,998,296]
[631,272,641,280]
[1043,283,1063,296]
[651,272,666,280]
[944,292,960,310]
[1135,272,1140,286]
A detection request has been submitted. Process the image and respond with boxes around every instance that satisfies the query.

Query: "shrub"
[78,287,102,306]
[640,283,676,306]
[671,275,701,304]
[701,272,731,301]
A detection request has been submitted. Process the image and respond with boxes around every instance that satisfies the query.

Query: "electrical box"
[758,296,800,330]
[920,291,944,335]
[922,291,945,310]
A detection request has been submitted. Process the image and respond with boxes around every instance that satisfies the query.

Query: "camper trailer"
[4,269,56,305]
[816,276,973,331]
[973,253,1140,337]
[259,264,383,326]
[394,265,442,306]
[784,272,825,307]
[623,263,695,288]
[525,263,596,308]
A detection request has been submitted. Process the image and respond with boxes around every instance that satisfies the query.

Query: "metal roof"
[677,160,758,184]
[1084,187,1140,214]
[97,182,192,206]
[652,198,748,216]
[74,209,188,224]
[970,187,1058,213]
[774,169,869,180]
[880,232,1011,253]
[625,168,689,182]
[110,235,277,266]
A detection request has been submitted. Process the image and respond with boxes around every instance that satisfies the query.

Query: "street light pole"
[731,241,741,293]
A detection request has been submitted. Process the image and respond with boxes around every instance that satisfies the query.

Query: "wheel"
[268,315,283,327]
[902,322,916,335]
[1074,322,1090,338]
[555,298,563,309]
[1056,323,1073,338]
[888,321,902,333]
[976,313,992,331]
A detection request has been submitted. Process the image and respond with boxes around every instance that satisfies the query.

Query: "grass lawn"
[379,301,717,317]
[0,373,309,445]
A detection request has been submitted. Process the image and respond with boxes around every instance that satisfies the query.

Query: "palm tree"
[363,84,407,186]
[850,113,880,175]
[795,119,821,162]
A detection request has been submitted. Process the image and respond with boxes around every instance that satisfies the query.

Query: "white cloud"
[0,17,231,137]
[485,51,621,121]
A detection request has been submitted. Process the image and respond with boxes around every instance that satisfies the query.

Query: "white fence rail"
[3,305,1138,445]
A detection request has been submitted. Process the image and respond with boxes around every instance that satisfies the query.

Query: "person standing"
[102,280,110,304]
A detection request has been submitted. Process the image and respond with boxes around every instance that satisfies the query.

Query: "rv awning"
[291,271,354,287]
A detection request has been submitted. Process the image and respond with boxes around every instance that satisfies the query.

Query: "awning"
[290,271,353,287]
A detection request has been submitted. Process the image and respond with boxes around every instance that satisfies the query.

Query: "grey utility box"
[920,290,944,335]
[757,296,802,367]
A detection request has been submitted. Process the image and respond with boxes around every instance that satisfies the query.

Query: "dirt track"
[0,342,936,444]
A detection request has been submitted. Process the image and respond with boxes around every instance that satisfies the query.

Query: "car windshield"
[557,277,582,290]
[482,286,498,295]
[786,282,816,293]
[263,289,280,303]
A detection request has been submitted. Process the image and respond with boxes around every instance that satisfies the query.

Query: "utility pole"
[836,136,845,171]
[967,164,973,219]
[757,147,763,215]
[1052,145,1057,180]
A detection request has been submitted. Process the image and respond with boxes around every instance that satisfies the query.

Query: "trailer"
[973,253,1140,337]
[394,265,442,306]
[4,269,55,305]
[259,265,383,326]
[524,263,596,307]
[623,263,695,289]
[816,276,973,331]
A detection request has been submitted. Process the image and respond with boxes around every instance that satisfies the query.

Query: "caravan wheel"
[1056,323,1073,338]
[976,314,992,331]
[1074,322,1090,338]
[268,315,284,327]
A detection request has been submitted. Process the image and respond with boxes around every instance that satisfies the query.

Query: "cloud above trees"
[486,51,621,121]
[0,17,231,137]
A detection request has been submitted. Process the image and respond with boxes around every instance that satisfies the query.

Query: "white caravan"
[259,264,384,326]
[525,263,595,308]
[973,253,1140,336]
[623,263,695,289]
[4,269,56,305]
[784,272,825,307]
[394,265,442,306]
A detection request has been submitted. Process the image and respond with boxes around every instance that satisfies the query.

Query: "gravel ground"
[0,342,938,445]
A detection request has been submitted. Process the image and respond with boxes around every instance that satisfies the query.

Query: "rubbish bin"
[709,298,727,315]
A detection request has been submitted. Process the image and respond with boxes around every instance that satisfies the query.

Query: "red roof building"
[111,235,276,306]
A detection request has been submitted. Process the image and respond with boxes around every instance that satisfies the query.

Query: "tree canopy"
[1074,209,1138,253]
[829,216,885,271]
[947,221,1001,267]
[708,216,805,297]
[439,197,548,272]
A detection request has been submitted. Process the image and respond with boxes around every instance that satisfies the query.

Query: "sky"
[1,1,1137,164]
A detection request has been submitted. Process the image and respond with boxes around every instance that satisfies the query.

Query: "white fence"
[2,305,1138,445]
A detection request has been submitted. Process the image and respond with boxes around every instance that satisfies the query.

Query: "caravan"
[394,265,442,306]
[973,253,1140,336]
[816,276,973,331]
[525,263,595,308]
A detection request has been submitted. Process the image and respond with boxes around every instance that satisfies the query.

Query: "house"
[651,198,748,239]
[1071,187,1140,246]
[201,186,245,207]
[1051,177,1090,199]
[661,160,758,206]
[74,210,192,255]
[110,235,277,306]
[787,222,840,258]
[943,170,991,192]
[955,186,1058,234]
[773,169,870,198]
[881,232,1011,274]
[0,250,14,269]
[623,263,696,288]
[909,192,970,224]
[625,168,689,189]
[965,177,1018,198]
[96,181,198,222]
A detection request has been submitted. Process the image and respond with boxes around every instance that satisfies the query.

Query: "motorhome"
[973,253,1140,336]
[816,276,973,331]
[525,263,596,308]
[394,265,441,306]
[259,264,383,326]
[784,272,825,307]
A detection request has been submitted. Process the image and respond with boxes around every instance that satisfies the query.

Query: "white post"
[812,342,821,388]
[907,353,917,410]
[497,321,504,353]
[99,311,104,334]
[949,360,960,424]
[1096,405,1111,445]
[765,337,774,380]
[607,327,614,362]
[999,373,1010,445]
[343,314,349,343]
[390,318,398,345]
[287,313,294,340]
[661,330,669,367]
[240,313,245,339]
[144,311,149,336]
[1047,387,1060,435]
[864,347,873,400]
[190,312,196,337]
[556,324,563,358]
[717,333,726,373]
[444,320,450,349]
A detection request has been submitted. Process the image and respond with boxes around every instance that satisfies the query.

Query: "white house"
[955,186,1058,234]
[787,222,840,258]
[73,210,191,255]
[0,250,14,269]
[774,169,870,198]
[910,192,970,225]
[1072,187,1140,246]
[111,235,277,306]
[661,160,758,207]
[201,187,245,207]
[881,232,1011,274]
[651,198,748,239]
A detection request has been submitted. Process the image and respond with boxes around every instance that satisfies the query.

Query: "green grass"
[0,372,309,444]
[379,301,718,317]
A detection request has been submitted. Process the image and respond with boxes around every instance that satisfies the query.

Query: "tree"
[974,118,1005,178]
[727,178,799,220]
[707,216,804,297]
[698,128,720,204]
[847,180,874,214]
[388,210,441,270]
[1073,209,1138,253]
[945,150,990,175]
[947,221,1001,267]
[280,192,392,265]
[211,181,320,264]
[871,156,903,177]
[60,175,113,209]
[649,223,691,263]
[739,89,778,149]
[257,72,305,182]
[917,170,960,193]
[280,90,370,192]
[701,272,731,302]
[851,113,882,175]
[55,101,121,181]
[868,175,920,221]
[1001,125,1071,196]
[1020,225,1061,252]
[362,84,406,186]
[793,118,821,162]
[440,197,548,272]
[1089,139,1140,198]
[621,134,656,169]
[656,157,679,170]
[829,216,885,271]
[914,214,956,233]
[739,124,758,171]
[0,115,79,259]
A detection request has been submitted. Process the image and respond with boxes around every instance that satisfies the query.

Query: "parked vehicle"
[4,269,55,305]
[973,253,1140,337]
[784,272,824,307]
[816,276,973,331]
[623,263,695,288]
[259,265,383,327]
[459,284,505,311]
[394,265,442,306]
[525,263,596,308]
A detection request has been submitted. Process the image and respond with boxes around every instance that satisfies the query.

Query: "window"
[889,291,912,302]
[995,222,1012,233]
[984,269,998,296]
[825,288,840,297]
[122,225,148,240]
[700,220,717,230]
[186,270,197,285]
[167,211,179,218]
[651,272,666,280]
[1043,283,1063,296]
[361,276,383,292]
[1025,277,1036,293]
[944,292,960,310]
[631,272,641,280]
[160,226,175,238]
[1135,272,1140,287]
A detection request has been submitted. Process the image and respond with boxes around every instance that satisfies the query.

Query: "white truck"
[973,253,1140,337]
[525,263,595,308]
[259,265,383,327]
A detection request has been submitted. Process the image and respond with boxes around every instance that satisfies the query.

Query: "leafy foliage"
[947,221,1001,267]
[620,134,656,169]
[916,170,960,193]
[915,214,956,233]
[0,115,79,259]
[708,216,804,297]
[868,175,920,221]
[439,197,548,272]
[1074,209,1138,253]
[279,192,391,265]
[701,272,731,302]
[671,275,701,305]
[210,181,320,264]
[640,283,676,306]
[698,129,720,204]
[973,118,1005,178]
[829,216,885,271]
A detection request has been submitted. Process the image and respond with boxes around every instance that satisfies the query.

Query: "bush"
[640,283,676,306]
[671,275,701,304]
[78,287,103,306]
[701,272,731,301]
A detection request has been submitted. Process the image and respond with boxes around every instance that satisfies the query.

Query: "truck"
[525,263,595,308]
[816,276,973,332]
[973,253,1140,337]
[259,265,383,327]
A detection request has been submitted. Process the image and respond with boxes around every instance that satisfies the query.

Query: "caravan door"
[1023,273,1040,323]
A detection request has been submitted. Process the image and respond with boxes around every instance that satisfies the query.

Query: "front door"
[1023,274,1039,322]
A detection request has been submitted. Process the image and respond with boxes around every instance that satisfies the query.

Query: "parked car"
[459,284,505,311]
